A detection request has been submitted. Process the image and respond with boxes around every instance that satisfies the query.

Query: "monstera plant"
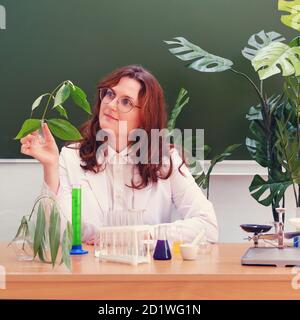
[164,0,300,221]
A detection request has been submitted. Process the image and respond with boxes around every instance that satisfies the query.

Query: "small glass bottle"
[172,224,184,255]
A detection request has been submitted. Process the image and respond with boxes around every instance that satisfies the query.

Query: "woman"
[20,65,218,244]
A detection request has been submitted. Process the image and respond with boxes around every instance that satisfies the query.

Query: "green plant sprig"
[15,80,92,141]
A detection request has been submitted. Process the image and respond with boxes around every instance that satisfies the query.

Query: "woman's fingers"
[20,134,34,144]
[42,123,54,142]
[20,142,31,155]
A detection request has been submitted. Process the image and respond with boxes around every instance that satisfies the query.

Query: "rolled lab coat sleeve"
[169,149,219,243]
[40,146,93,242]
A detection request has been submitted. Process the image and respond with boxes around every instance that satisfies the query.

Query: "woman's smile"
[104,113,119,121]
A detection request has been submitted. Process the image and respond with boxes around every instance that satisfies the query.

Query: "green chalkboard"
[0,0,298,159]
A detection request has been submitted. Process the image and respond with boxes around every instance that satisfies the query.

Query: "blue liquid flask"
[153,225,172,260]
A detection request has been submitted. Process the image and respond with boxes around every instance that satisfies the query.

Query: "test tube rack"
[95,225,152,265]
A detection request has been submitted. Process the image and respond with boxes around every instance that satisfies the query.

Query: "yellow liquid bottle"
[172,240,184,254]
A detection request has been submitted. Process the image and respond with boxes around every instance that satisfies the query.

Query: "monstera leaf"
[164,37,233,72]
[284,75,300,114]
[249,172,292,207]
[246,122,269,167]
[242,30,285,61]
[252,42,300,80]
[245,95,286,167]
[278,0,300,31]
[276,118,300,185]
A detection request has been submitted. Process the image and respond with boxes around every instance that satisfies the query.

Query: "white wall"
[0,160,297,242]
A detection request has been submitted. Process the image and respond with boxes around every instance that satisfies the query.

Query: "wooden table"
[0,242,300,300]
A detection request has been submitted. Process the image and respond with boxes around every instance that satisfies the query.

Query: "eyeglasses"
[99,88,141,113]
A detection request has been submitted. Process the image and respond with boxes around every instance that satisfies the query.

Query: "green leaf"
[196,144,241,194]
[61,221,73,271]
[32,94,49,112]
[9,216,28,245]
[70,86,92,115]
[66,80,75,90]
[278,0,300,31]
[49,204,61,267]
[167,88,189,131]
[249,173,291,207]
[195,171,206,188]
[52,104,68,119]
[33,202,46,258]
[246,105,263,121]
[14,119,41,140]
[164,37,233,72]
[276,118,300,185]
[204,144,212,158]
[38,238,46,262]
[252,42,300,80]
[242,30,285,61]
[283,75,300,112]
[54,83,70,107]
[289,36,300,48]
[208,144,241,175]
[47,118,82,140]
[245,95,289,168]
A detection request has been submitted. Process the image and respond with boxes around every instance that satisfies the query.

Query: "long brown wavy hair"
[66,64,184,189]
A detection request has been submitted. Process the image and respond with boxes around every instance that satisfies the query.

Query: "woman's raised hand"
[20,122,59,166]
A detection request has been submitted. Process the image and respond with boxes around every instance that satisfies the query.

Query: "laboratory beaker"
[153,224,172,260]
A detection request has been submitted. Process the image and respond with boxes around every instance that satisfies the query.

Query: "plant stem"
[30,93,55,119]
[41,82,65,121]
[206,177,210,200]
[230,68,270,132]
[260,80,263,96]
[229,69,265,107]
[28,195,56,221]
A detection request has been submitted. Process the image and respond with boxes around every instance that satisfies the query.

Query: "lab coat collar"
[84,142,152,215]
[84,143,134,214]
[97,143,136,165]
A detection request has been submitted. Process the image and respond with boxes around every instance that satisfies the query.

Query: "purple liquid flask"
[153,224,172,260]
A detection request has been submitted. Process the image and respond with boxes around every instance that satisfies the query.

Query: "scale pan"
[240,224,272,234]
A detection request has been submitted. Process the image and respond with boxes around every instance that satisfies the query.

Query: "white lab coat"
[42,143,219,243]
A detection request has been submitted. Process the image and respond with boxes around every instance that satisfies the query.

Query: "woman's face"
[99,77,142,143]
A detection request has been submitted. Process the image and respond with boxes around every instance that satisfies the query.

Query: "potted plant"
[9,195,73,270]
[164,0,300,222]
[11,80,92,270]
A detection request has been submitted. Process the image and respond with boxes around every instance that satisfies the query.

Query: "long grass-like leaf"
[61,221,73,271]
[49,204,61,267]
[167,88,189,131]
[33,202,46,258]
